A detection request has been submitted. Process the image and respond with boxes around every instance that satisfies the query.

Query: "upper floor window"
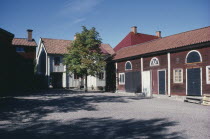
[54,57,60,66]
[186,50,202,63]
[125,61,132,70]
[150,57,159,66]
[16,47,24,52]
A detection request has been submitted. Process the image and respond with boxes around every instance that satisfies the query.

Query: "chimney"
[74,35,77,40]
[156,31,161,37]
[27,29,33,41]
[131,26,137,34]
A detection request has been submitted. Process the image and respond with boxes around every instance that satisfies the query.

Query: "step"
[184,96,202,104]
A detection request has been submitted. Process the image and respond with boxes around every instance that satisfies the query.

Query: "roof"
[12,38,37,47]
[0,28,14,37]
[114,32,159,52]
[42,38,71,54]
[41,38,114,55]
[114,26,210,60]
[100,44,115,55]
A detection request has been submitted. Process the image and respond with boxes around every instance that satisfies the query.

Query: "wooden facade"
[114,26,210,96]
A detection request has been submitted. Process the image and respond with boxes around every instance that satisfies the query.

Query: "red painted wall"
[170,47,210,95]
[116,46,210,96]
[117,59,141,91]
[143,54,168,95]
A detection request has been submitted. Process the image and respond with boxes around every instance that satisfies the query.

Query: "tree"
[63,26,106,92]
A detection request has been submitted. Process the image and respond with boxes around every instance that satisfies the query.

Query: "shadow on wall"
[0,117,183,139]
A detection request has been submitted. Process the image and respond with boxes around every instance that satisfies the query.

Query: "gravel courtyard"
[0,89,210,139]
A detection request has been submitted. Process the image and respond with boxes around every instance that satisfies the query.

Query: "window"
[54,57,60,66]
[206,66,210,84]
[186,50,202,63]
[125,61,132,70]
[119,73,125,85]
[74,74,79,79]
[173,69,183,83]
[150,57,159,66]
[98,72,104,80]
[16,47,24,52]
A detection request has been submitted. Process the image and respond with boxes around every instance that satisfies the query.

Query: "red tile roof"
[100,44,115,55]
[42,38,114,55]
[42,38,71,54]
[12,38,37,47]
[114,26,210,60]
[114,32,159,52]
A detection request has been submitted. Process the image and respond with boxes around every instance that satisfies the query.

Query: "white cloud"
[73,17,86,24]
[60,0,103,16]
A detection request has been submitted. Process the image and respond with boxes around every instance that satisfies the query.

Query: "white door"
[142,71,151,97]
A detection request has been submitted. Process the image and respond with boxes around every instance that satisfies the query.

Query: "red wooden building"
[113,26,210,96]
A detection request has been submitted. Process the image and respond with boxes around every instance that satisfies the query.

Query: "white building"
[36,38,114,90]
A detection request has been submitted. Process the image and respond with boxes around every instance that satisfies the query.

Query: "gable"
[114,32,159,52]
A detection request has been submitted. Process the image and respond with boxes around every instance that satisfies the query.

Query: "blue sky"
[0,0,209,47]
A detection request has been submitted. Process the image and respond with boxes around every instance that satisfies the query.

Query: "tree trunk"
[85,74,88,92]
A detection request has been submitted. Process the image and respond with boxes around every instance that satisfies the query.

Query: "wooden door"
[158,70,166,95]
[187,68,201,96]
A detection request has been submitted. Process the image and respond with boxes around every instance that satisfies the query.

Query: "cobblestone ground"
[0,89,210,139]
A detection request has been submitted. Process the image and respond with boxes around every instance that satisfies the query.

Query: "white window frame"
[150,57,159,66]
[173,68,183,83]
[185,50,202,63]
[206,66,210,84]
[125,61,132,70]
[119,73,125,85]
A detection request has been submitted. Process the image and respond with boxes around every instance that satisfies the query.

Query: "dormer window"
[150,57,159,66]
[125,61,132,70]
[54,57,60,66]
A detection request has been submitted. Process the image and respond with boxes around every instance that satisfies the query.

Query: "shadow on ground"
[0,90,129,122]
[0,117,183,139]
[0,89,183,138]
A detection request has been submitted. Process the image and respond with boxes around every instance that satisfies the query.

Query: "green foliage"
[63,26,106,78]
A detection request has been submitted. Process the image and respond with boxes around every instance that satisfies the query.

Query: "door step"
[184,96,202,104]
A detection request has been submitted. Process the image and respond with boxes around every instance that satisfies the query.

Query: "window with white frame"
[173,69,183,83]
[206,66,210,84]
[150,57,159,66]
[119,73,125,85]
[125,61,132,70]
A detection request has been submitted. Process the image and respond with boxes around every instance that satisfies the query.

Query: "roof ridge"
[136,32,158,37]
[41,38,73,41]
[161,26,210,39]
[116,26,210,54]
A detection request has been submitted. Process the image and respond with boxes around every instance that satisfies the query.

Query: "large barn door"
[158,70,166,95]
[187,68,201,96]
[125,71,141,92]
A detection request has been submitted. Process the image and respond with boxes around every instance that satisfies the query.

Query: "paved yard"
[0,89,210,139]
